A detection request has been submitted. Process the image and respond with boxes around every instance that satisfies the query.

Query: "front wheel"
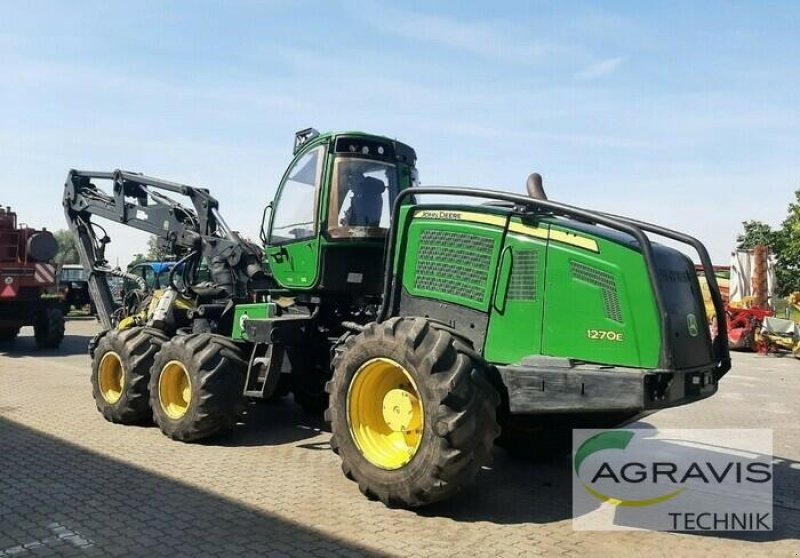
[326,318,500,508]
[149,333,247,442]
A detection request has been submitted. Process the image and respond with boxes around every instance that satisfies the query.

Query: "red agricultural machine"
[0,205,65,347]
[724,306,773,351]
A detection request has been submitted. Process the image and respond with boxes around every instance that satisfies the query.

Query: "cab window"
[270,146,325,243]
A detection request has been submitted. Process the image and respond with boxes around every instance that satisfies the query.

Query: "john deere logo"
[687,313,699,337]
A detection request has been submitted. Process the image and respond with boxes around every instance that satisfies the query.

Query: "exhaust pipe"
[526,173,547,200]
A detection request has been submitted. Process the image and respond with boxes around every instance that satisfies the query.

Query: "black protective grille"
[571,261,623,322]
[414,230,495,303]
[508,250,539,301]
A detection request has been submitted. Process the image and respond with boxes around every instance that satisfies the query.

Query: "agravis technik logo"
[572,429,773,531]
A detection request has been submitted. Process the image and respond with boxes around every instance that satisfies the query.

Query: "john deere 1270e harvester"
[63,128,729,507]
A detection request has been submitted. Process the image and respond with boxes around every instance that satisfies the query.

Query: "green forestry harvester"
[63,128,730,507]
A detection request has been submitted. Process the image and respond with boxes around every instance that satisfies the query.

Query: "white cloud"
[576,56,626,80]
[347,0,560,65]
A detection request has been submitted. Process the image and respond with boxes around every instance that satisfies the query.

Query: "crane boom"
[63,169,266,330]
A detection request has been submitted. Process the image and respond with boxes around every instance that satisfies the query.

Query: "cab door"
[266,144,326,289]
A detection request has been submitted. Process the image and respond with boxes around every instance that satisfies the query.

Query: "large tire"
[34,307,65,348]
[326,317,500,508]
[91,327,169,424]
[88,329,111,359]
[0,327,20,342]
[149,333,247,442]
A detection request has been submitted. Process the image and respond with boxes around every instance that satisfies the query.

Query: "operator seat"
[347,176,384,226]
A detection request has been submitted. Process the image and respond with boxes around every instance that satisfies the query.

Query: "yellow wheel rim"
[159,360,192,420]
[98,351,125,405]
[347,357,424,470]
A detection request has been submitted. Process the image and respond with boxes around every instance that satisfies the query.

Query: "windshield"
[328,157,397,239]
[60,268,86,282]
[270,146,324,243]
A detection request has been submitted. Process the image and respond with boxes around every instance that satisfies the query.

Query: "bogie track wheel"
[149,333,246,442]
[91,327,168,424]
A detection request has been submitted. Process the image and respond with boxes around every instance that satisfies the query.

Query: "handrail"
[597,211,730,376]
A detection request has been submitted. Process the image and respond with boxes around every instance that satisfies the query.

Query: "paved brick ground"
[1,319,798,557]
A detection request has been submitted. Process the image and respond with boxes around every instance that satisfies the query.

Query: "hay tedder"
[63,128,730,507]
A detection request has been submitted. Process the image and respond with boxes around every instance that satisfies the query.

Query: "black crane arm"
[63,169,265,330]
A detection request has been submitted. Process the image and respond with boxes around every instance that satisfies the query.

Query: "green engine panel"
[484,228,548,363]
[394,206,663,369]
[400,214,505,313]
[539,223,661,369]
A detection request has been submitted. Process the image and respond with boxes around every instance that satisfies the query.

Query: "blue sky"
[1,0,798,264]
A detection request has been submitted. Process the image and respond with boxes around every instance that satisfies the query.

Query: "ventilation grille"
[414,230,495,303]
[571,261,623,322]
[508,250,539,301]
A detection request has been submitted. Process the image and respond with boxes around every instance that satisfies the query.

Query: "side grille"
[571,261,623,322]
[414,230,495,303]
[508,250,539,301]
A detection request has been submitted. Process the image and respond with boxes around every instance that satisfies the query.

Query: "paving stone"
[0,321,798,556]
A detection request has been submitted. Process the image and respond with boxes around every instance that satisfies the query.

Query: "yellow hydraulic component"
[159,360,192,419]
[98,351,125,404]
[116,289,196,330]
[347,358,424,470]
[118,316,137,329]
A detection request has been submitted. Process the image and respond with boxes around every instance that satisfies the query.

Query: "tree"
[127,253,148,269]
[736,189,800,296]
[145,235,161,260]
[774,190,800,295]
[125,236,160,269]
[736,220,778,250]
[53,229,79,265]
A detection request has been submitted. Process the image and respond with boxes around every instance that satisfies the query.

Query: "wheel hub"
[159,360,192,420]
[347,358,424,470]
[98,351,124,404]
[382,388,421,432]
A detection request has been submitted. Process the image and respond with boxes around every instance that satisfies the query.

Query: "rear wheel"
[34,307,65,348]
[91,327,168,424]
[326,317,500,508]
[149,333,247,442]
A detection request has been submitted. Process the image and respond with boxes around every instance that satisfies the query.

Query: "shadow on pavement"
[422,431,800,542]
[208,398,330,448]
[182,399,800,540]
[0,417,384,557]
[0,332,92,358]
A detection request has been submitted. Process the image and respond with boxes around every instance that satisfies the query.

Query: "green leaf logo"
[574,431,686,507]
